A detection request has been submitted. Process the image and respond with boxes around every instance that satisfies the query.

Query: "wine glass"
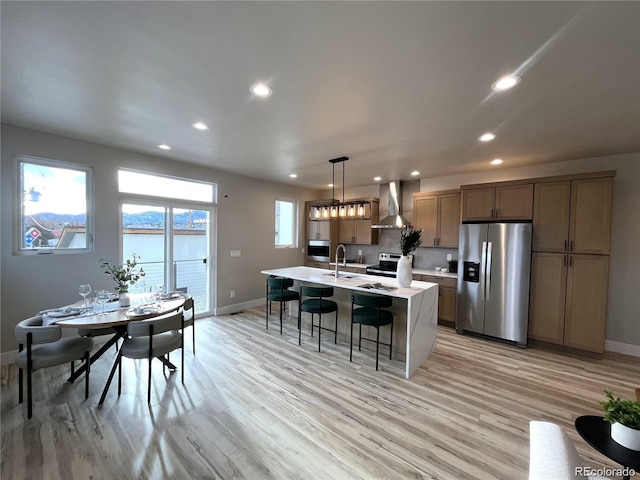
[79,284,92,310]
[95,290,110,315]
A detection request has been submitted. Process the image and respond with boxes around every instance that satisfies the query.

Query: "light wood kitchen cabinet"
[529,172,615,353]
[307,217,332,240]
[420,275,457,325]
[533,176,613,255]
[563,254,610,352]
[412,190,461,248]
[337,199,379,245]
[305,201,338,241]
[461,183,533,222]
[528,252,609,353]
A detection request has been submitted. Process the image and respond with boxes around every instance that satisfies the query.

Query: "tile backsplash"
[344,229,458,269]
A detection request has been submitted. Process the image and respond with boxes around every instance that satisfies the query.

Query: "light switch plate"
[230,250,241,257]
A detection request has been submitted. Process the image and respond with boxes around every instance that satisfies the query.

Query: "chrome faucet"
[335,243,347,277]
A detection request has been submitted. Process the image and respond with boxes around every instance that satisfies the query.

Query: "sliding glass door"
[122,203,212,315]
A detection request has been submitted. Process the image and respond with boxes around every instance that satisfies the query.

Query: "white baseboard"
[604,339,640,358]
[214,298,265,316]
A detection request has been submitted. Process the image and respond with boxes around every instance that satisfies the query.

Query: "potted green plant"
[99,254,146,306]
[397,226,423,288]
[600,389,640,450]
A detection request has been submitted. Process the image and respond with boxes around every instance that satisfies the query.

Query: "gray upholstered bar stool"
[298,284,338,352]
[266,276,300,334]
[15,315,94,418]
[350,292,394,370]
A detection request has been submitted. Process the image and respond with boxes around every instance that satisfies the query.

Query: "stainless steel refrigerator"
[456,223,532,346]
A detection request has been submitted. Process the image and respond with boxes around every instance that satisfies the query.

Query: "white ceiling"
[2,1,639,189]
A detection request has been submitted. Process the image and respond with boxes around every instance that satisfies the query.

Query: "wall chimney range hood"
[372,180,411,229]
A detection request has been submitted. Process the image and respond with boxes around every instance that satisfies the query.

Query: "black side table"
[575,415,640,480]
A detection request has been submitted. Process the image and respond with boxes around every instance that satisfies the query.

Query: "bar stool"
[266,276,300,334]
[350,292,394,370]
[298,285,338,352]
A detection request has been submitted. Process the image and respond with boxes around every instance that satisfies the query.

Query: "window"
[118,169,215,203]
[16,156,93,253]
[275,198,296,247]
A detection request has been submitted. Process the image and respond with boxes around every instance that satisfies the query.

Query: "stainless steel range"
[366,253,413,277]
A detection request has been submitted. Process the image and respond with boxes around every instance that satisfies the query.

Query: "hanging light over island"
[309,156,372,221]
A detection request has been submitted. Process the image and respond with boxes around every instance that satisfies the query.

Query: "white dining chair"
[114,309,185,404]
[15,315,94,419]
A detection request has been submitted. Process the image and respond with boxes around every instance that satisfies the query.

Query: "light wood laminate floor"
[2,307,638,479]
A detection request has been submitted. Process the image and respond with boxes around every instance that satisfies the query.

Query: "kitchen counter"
[261,266,438,378]
[413,268,458,279]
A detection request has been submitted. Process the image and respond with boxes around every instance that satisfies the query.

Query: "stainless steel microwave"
[307,240,331,262]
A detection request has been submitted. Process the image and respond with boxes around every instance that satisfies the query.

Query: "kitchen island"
[261,266,438,378]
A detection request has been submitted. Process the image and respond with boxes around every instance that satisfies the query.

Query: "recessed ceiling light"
[491,158,504,165]
[192,122,209,131]
[492,75,521,92]
[411,171,420,176]
[157,144,171,150]
[374,176,382,181]
[250,83,272,97]
[289,173,297,178]
[479,133,496,142]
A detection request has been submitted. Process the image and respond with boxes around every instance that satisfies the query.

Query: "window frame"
[118,168,217,204]
[14,155,94,255]
[274,197,297,248]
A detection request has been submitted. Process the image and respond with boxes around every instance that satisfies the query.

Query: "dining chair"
[115,310,185,403]
[182,297,196,354]
[350,292,394,371]
[298,284,338,352]
[266,276,300,334]
[15,315,94,419]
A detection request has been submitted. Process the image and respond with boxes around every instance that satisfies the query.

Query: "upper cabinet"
[305,201,338,241]
[413,190,461,248]
[338,199,379,245]
[533,176,613,254]
[461,183,533,222]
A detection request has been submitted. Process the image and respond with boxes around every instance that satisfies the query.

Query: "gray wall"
[1,124,320,355]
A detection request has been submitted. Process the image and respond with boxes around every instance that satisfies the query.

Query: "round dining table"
[55,293,186,404]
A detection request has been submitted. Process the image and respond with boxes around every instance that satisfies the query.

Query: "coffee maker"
[447,259,458,273]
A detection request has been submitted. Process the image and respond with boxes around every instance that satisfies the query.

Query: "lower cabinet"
[528,252,609,353]
[418,275,457,325]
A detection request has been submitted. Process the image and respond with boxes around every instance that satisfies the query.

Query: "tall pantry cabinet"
[528,173,614,353]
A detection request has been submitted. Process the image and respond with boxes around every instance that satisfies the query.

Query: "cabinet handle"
[564,240,567,252]
[569,256,573,267]
[570,240,574,252]
[433,238,437,246]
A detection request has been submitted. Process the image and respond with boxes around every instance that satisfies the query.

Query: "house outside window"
[15,156,93,254]
[275,198,296,248]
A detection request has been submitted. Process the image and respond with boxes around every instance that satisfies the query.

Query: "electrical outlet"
[230,250,241,257]
[230,290,235,298]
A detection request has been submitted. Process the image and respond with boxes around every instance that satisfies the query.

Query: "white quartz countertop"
[262,266,437,299]
[412,268,458,279]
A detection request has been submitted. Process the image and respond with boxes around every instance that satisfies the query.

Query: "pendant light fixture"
[308,156,371,221]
